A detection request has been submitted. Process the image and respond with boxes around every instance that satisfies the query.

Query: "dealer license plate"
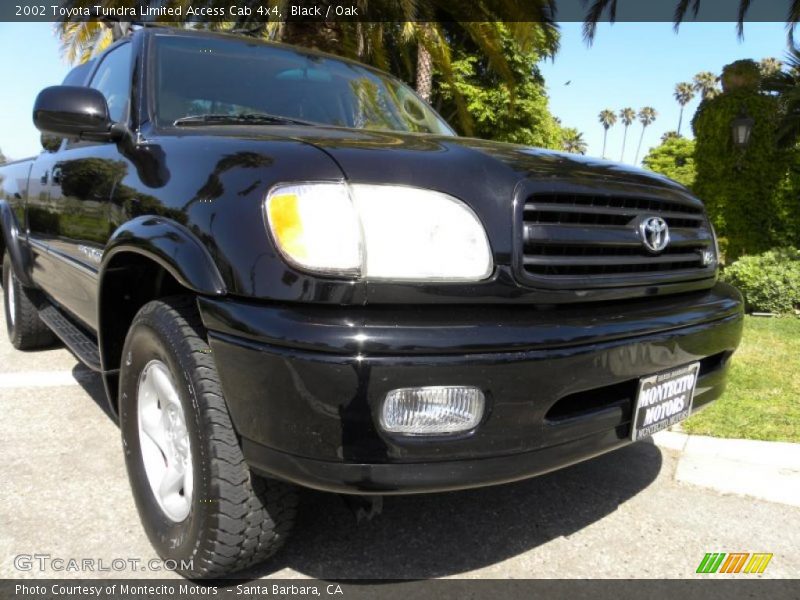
[631,362,700,441]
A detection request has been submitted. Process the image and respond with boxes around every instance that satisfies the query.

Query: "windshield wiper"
[172,113,315,127]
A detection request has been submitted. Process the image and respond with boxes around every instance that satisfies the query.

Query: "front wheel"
[119,297,297,578]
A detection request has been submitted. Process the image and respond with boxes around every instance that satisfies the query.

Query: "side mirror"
[33,86,113,141]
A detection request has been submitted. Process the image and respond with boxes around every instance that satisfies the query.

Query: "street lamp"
[731,110,754,149]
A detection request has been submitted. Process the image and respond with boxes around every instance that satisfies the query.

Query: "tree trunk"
[417,23,433,102]
[620,126,628,162]
[634,126,647,164]
[415,25,433,102]
[677,107,684,136]
[602,128,608,158]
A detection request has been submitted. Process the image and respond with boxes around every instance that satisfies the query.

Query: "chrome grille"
[519,193,715,287]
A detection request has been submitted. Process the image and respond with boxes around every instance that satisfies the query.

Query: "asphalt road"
[1,292,798,580]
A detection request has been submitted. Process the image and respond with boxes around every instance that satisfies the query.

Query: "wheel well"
[99,252,192,411]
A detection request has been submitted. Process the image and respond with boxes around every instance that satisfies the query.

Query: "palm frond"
[762,44,800,147]
[582,0,617,44]
[673,0,702,32]
[417,23,472,135]
[493,1,559,56]
[598,109,617,128]
[787,0,800,45]
[57,21,112,64]
[365,23,391,71]
[619,107,636,125]
[737,0,753,40]
[457,22,515,90]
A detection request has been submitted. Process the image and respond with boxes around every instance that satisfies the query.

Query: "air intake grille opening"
[519,192,715,286]
[544,351,729,423]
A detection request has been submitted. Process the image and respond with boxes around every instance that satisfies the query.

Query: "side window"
[89,43,132,123]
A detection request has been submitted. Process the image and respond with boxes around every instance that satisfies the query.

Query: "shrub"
[720,59,762,92]
[642,136,696,189]
[692,89,790,260]
[722,247,800,313]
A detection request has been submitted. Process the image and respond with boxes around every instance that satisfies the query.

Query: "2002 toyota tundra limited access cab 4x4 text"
[0,27,743,577]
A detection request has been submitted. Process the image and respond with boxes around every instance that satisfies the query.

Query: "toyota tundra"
[0,26,743,578]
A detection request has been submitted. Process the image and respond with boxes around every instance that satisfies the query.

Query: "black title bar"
[1,579,799,600]
[2,0,796,23]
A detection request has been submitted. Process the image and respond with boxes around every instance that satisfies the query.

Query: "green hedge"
[722,247,800,313]
[692,90,791,260]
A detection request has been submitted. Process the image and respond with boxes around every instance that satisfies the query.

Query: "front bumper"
[198,283,744,494]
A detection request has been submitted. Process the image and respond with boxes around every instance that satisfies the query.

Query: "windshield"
[153,34,455,135]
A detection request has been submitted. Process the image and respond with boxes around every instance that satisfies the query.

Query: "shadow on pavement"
[247,441,663,579]
[72,365,117,423]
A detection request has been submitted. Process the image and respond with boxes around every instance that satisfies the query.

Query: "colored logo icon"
[696,552,773,574]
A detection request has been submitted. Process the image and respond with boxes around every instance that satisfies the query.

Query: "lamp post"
[731,109,754,170]
[731,110,754,148]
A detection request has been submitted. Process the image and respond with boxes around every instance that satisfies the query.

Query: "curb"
[652,431,800,508]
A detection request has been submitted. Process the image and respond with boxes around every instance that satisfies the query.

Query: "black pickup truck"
[1,26,743,577]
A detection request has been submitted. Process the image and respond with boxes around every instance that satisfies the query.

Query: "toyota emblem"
[640,216,670,253]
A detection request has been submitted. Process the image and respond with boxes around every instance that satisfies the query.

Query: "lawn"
[684,316,800,443]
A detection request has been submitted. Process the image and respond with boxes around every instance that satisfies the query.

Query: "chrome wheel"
[7,269,15,327]
[137,359,193,522]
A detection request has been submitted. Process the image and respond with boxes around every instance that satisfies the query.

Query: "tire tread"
[127,296,296,578]
[3,254,56,350]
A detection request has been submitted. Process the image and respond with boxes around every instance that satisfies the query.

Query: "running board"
[38,303,102,372]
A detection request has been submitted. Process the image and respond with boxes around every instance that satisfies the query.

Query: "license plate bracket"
[631,362,700,441]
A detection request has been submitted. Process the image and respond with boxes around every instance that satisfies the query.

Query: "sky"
[539,21,789,163]
[0,21,791,162]
[0,23,70,161]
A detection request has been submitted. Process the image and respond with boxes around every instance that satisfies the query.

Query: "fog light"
[379,386,485,436]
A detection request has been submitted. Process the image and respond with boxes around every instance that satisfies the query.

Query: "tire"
[2,252,57,350]
[119,296,297,578]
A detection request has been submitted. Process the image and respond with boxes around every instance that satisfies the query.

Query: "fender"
[100,215,227,296]
[97,216,227,414]
[0,200,35,287]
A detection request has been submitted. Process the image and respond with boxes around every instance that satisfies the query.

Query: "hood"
[281,126,688,194]
[163,124,688,198]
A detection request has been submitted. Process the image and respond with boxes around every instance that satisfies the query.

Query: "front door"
[25,42,133,331]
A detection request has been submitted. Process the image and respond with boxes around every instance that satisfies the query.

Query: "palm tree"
[598,109,617,158]
[618,107,636,162]
[562,128,588,155]
[661,130,681,143]
[673,82,695,135]
[634,107,657,165]
[759,57,783,77]
[693,71,721,101]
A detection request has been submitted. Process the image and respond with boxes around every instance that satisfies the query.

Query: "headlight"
[265,183,362,274]
[265,183,493,280]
